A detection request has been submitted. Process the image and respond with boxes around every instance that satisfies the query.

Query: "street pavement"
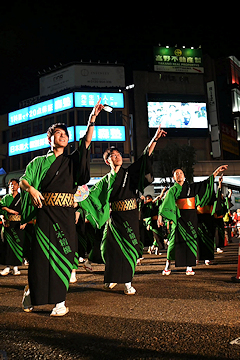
[0,239,240,360]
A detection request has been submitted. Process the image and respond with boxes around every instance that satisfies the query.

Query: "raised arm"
[85,99,104,149]
[148,125,167,156]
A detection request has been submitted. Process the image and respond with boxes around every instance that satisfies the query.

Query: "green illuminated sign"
[153,47,204,73]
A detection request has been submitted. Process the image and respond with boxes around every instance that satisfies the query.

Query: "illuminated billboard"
[8,126,125,156]
[153,47,204,73]
[76,126,125,142]
[8,93,74,126]
[39,64,125,97]
[75,92,124,108]
[8,92,124,127]
[147,101,208,129]
[9,127,74,157]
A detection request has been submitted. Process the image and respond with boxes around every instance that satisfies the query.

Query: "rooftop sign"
[153,47,204,73]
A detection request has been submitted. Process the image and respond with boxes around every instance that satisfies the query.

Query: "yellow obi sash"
[8,214,21,222]
[42,192,75,207]
[111,198,138,212]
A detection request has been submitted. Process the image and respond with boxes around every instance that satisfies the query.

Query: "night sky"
[0,4,238,115]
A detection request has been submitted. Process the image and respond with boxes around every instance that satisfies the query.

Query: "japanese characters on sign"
[74,92,124,108]
[8,125,125,156]
[153,47,204,73]
[8,127,74,156]
[8,93,74,126]
[8,92,124,127]
[75,126,126,142]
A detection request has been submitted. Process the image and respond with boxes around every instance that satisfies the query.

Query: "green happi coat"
[81,148,153,283]
[158,175,215,267]
[213,188,232,249]
[143,199,165,249]
[20,137,90,306]
[197,187,225,261]
[0,193,24,266]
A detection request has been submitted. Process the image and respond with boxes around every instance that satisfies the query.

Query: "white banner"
[40,65,125,97]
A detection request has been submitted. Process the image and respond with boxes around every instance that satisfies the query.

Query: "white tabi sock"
[56,301,65,309]
[186,266,192,272]
[70,271,76,281]
[124,282,131,290]
[165,260,171,271]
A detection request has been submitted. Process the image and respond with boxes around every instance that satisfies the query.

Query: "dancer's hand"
[91,98,104,117]
[28,186,44,208]
[149,125,167,156]
[157,215,164,227]
[154,125,167,141]
[213,165,228,177]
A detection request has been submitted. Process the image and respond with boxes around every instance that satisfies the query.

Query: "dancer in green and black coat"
[158,166,228,276]
[81,126,167,295]
[20,100,104,316]
[0,179,26,276]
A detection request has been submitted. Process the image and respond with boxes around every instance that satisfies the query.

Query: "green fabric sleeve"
[20,152,56,223]
[195,174,215,208]
[158,183,182,225]
[80,171,117,229]
[0,194,13,219]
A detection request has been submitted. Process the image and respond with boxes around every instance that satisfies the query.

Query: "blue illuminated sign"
[9,125,124,156]
[9,127,74,156]
[76,126,125,142]
[8,92,124,127]
[75,92,124,108]
[8,93,74,126]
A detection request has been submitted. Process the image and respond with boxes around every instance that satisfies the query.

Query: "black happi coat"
[159,177,214,267]
[21,139,90,305]
[0,193,24,266]
[102,153,153,283]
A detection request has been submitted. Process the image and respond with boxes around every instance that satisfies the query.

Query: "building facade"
[131,47,240,204]
[0,63,133,191]
[1,54,240,206]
